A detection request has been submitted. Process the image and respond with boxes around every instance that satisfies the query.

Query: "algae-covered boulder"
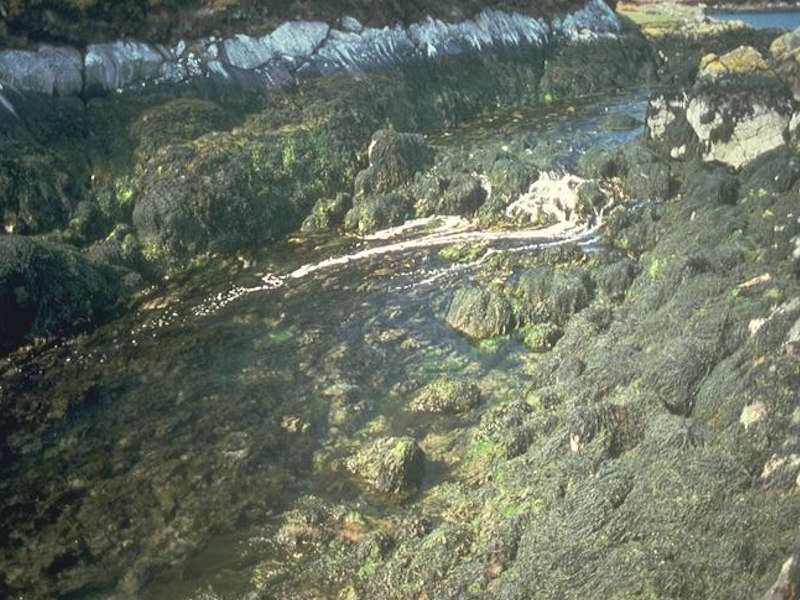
[739,145,800,194]
[682,163,739,207]
[0,236,123,352]
[132,126,350,264]
[409,377,481,415]
[620,139,672,200]
[642,337,717,416]
[354,130,433,197]
[519,322,562,352]
[515,267,593,326]
[301,193,352,232]
[646,93,700,161]
[346,436,425,504]
[436,173,487,216]
[343,191,413,234]
[445,285,515,340]
[596,258,638,302]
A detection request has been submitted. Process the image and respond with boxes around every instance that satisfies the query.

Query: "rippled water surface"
[710,9,800,30]
[0,91,647,599]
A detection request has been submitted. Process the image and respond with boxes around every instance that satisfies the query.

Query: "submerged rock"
[445,285,515,340]
[600,112,642,132]
[346,436,425,504]
[409,377,481,414]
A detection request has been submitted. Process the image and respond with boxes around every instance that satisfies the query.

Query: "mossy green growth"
[439,243,488,263]
[519,322,562,352]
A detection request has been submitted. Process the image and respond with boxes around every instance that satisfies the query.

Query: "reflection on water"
[0,90,646,600]
[710,10,800,30]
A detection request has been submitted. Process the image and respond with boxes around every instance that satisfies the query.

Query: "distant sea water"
[709,10,800,30]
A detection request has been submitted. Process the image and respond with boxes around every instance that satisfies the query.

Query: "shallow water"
[0,91,646,600]
[710,9,800,30]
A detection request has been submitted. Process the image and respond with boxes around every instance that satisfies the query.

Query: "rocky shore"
[2,0,800,599]
[0,0,649,353]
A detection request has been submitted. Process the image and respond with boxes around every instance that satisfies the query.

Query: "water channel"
[3,91,647,599]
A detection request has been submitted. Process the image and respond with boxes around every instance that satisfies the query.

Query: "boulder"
[343,191,413,234]
[600,112,642,132]
[436,173,487,216]
[445,285,515,340]
[596,258,638,301]
[354,130,433,196]
[515,267,593,325]
[645,93,700,161]
[346,436,425,504]
[0,236,123,352]
[301,193,352,232]
[409,377,481,414]
[685,47,794,169]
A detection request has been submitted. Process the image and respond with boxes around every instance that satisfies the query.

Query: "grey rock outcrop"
[0,45,82,96]
[84,41,168,95]
[0,0,622,106]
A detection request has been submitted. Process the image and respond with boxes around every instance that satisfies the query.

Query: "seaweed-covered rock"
[0,236,123,352]
[301,193,352,232]
[620,139,672,200]
[567,402,643,455]
[596,258,638,301]
[739,145,800,194]
[129,98,240,161]
[698,46,770,80]
[409,377,481,415]
[519,322,562,352]
[473,400,537,460]
[436,173,487,216]
[445,285,515,340]
[681,162,739,207]
[577,146,623,179]
[346,436,425,504]
[0,139,80,235]
[343,191,412,234]
[354,130,432,197]
[132,127,350,264]
[642,337,718,416]
[515,267,593,325]
[646,93,700,161]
